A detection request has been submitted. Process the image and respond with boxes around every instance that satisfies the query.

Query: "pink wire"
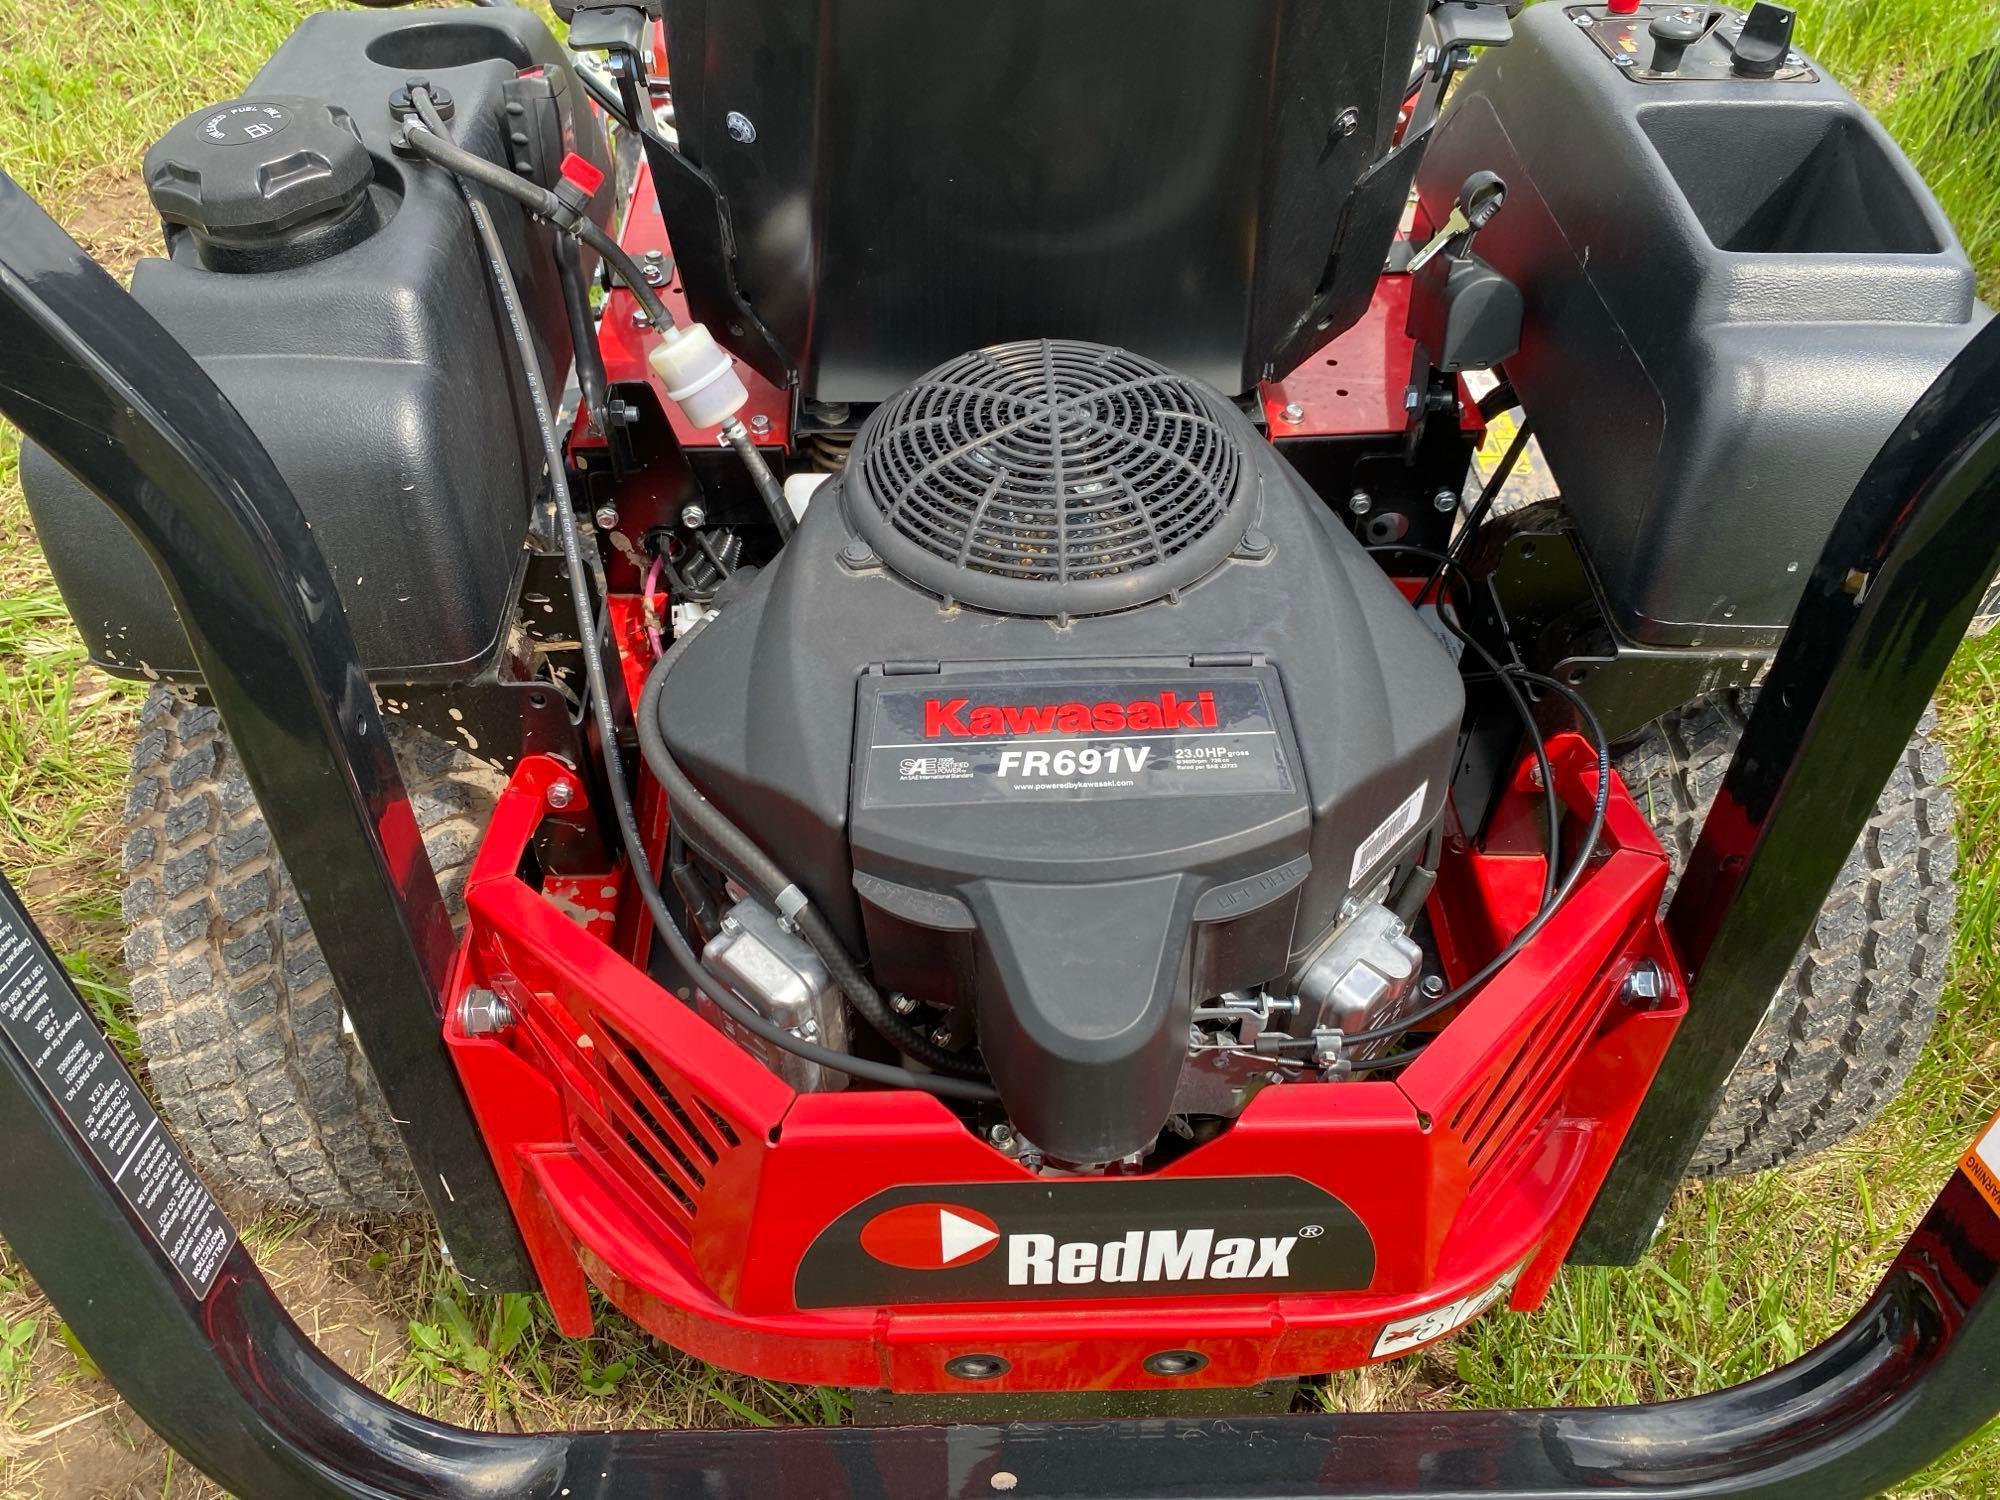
[643,554,666,658]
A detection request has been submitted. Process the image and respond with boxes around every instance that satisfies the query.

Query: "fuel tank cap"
[144,96,377,269]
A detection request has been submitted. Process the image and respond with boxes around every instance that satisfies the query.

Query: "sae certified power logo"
[796,1178,1374,1310]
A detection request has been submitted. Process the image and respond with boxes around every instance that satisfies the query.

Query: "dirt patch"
[0,1209,407,1499]
[62,171,158,283]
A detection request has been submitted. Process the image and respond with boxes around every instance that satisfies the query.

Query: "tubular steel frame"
[1,149,1999,1495]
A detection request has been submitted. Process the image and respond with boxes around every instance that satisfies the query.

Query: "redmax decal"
[796,1176,1372,1310]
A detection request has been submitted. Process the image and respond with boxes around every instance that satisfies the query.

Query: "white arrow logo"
[939,1208,1000,1265]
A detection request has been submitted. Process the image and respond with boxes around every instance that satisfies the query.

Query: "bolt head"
[1613,53,1635,68]
[1347,491,1373,517]
[749,413,771,434]
[546,779,575,810]
[725,110,757,144]
[631,308,651,328]
[644,248,665,264]
[1620,961,1672,1008]
[641,263,666,286]
[1421,974,1446,999]
[593,505,620,530]
[1280,401,1305,425]
[458,987,515,1037]
[680,503,707,528]
[1573,11,1594,25]
[1433,488,1459,513]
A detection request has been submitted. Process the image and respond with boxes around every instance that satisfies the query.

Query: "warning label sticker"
[1371,1255,1530,1359]
[0,885,235,1298]
[857,674,1296,809]
[1961,1111,2000,1221]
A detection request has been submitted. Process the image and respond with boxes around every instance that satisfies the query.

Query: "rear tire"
[119,688,500,1214]
[1614,693,1956,1177]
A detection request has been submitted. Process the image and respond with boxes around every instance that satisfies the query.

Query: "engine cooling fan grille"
[846,340,1253,618]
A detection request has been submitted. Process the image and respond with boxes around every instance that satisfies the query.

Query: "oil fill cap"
[145,97,373,242]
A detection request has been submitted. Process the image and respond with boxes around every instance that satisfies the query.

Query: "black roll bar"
[0,171,531,1290]
[1,165,1998,1496]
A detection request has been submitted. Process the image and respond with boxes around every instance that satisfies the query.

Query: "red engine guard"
[444,716,1684,1393]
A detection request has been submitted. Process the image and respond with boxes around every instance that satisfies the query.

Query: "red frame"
[444,103,1688,1392]
[444,726,1684,1393]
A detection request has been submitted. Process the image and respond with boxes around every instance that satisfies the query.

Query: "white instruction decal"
[0,886,235,1298]
[1351,781,1429,887]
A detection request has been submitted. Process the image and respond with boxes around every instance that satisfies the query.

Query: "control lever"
[1408,171,1507,274]
[1648,8,1708,74]
[1731,1,1797,77]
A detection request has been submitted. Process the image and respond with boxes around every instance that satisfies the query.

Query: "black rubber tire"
[119,688,501,1214]
[1615,692,1957,1177]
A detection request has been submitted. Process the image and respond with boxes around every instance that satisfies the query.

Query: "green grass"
[1802,2,2000,303]
[1,2,1997,1495]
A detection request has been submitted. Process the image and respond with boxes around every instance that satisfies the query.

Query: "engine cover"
[656,341,1462,1165]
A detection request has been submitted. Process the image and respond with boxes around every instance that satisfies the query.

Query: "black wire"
[636,640,992,1082]
[554,233,608,434]
[691,528,733,579]
[416,90,995,1104]
[1346,669,1610,1048]
[1416,419,1533,608]
[576,62,638,132]
[407,103,795,544]
[402,116,681,336]
[1367,543,1560,907]
[1348,1047,1424,1075]
[1325,544,1613,1066]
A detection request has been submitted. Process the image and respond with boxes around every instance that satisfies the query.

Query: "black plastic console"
[1418,4,1985,647]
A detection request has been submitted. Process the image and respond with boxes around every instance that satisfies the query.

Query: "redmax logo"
[795,1177,1371,1309]
[858,1203,1002,1270]
[857,1205,1301,1287]
[923,691,1219,740]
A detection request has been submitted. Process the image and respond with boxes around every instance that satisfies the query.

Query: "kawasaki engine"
[652,341,1462,1168]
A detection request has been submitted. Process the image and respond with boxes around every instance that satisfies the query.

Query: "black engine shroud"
[657,344,1461,1164]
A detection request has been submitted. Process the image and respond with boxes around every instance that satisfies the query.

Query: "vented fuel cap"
[145,97,376,269]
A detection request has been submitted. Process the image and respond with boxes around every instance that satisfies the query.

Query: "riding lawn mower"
[2,0,1999,1494]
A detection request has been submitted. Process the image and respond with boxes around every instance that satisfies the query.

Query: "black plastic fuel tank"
[20,9,608,682]
[1417,4,1985,648]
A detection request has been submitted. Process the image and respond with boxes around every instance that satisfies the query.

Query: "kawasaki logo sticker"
[856,671,1296,810]
[921,690,1220,740]
[796,1176,1372,1309]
